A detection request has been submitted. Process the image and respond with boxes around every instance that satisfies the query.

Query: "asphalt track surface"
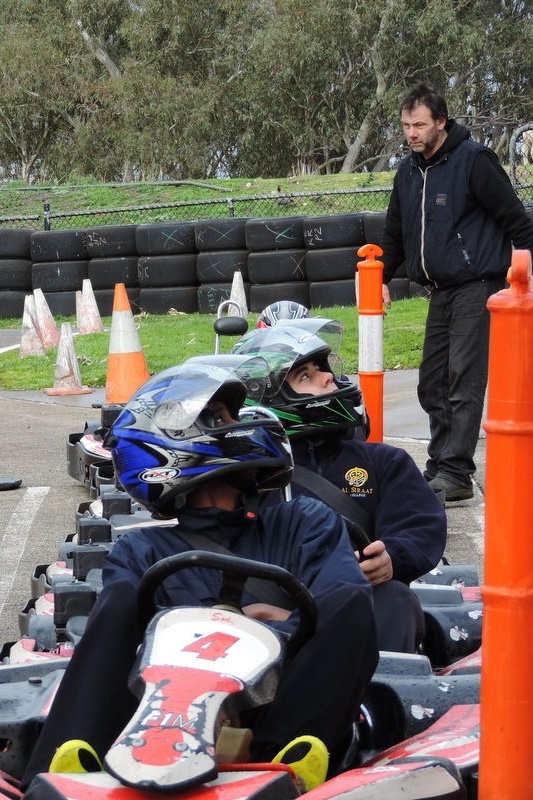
[0,332,486,646]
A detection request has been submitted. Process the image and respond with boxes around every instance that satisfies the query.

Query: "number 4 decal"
[182,631,240,661]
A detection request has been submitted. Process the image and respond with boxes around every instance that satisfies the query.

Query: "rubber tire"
[303,213,366,249]
[245,217,305,251]
[135,221,196,255]
[0,259,33,290]
[388,278,411,301]
[88,257,139,289]
[139,286,198,314]
[196,250,249,283]
[194,218,248,251]
[30,229,88,262]
[0,229,32,259]
[392,261,408,278]
[409,281,429,299]
[43,291,77,316]
[362,212,386,246]
[247,249,307,283]
[32,260,89,292]
[305,248,358,281]
[0,290,26,318]
[250,282,310,313]
[138,254,198,287]
[309,279,356,308]
[84,225,138,257]
[197,283,251,314]
[94,288,141,317]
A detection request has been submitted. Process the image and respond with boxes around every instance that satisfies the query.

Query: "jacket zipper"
[419,166,438,286]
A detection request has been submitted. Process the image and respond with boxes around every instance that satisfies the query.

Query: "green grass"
[0,300,428,391]
[0,173,393,222]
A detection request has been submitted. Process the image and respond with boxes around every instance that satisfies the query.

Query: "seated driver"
[22,357,378,795]
[232,319,447,654]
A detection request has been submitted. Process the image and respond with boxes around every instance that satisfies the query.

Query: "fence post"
[227,197,235,218]
[479,249,533,799]
[43,201,51,231]
[356,243,384,442]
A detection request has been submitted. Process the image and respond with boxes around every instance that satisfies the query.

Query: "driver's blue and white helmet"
[107,357,293,517]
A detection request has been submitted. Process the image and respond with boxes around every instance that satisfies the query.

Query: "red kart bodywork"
[9,705,479,799]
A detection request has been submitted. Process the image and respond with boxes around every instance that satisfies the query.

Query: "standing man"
[381,82,533,501]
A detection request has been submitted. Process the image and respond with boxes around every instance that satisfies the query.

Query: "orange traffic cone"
[105,283,150,404]
[45,323,92,396]
[79,279,104,334]
[33,288,60,350]
[20,294,45,357]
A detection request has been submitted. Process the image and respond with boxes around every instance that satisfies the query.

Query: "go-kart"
[0,551,479,800]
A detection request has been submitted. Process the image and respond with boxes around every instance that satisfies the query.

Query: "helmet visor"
[233,317,344,380]
[153,355,271,431]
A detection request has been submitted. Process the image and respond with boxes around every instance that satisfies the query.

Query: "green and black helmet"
[232,318,369,439]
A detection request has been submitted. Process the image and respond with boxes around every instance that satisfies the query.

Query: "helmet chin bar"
[239,406,293,503]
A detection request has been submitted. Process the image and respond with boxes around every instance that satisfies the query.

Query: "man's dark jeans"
[418,278,505,487]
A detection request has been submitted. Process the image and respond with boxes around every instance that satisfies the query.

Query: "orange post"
[479,249,533,799]
[105,283,150,404]
[356,243,385,442]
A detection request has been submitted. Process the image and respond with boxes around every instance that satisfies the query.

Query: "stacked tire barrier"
[0,229,33,318]
[195,218,250,313]
[0,213,424,318]
[30,229,89,318]
[86,224,139,316]
[304,212,366,308]
[137,221,198,314]
[245,216,309,310]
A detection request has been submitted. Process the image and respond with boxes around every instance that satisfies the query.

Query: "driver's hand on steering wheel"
[243,603,292,622]
[356,539,393,586]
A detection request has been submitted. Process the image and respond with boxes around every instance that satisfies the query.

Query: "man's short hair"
[400,82,448,121]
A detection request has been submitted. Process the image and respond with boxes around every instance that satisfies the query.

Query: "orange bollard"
[479,249,533,799]
[356,243,385,442]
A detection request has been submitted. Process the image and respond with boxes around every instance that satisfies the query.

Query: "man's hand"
[382,284,391,310]
[243,603,292,622]
[356,539,393,586]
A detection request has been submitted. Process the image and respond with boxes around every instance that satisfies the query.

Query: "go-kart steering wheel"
[137,550,317,657]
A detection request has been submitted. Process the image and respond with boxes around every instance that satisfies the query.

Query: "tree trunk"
[339,0,395,173]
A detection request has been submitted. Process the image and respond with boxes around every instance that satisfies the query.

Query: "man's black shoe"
[429,476,473,502]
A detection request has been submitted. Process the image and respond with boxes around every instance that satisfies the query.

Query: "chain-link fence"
[0,185,392,231]
[510,124,533,204]
[0,213,41,230]
[2,121,533,232]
